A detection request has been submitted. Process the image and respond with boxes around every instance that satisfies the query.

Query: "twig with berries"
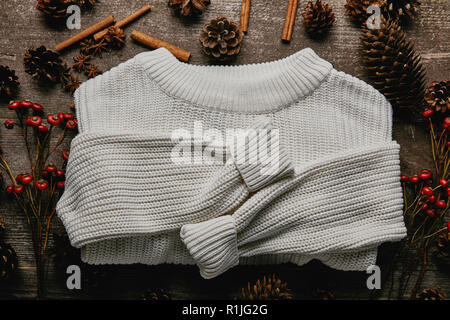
[393,110,450,299]
[0,100,77,299]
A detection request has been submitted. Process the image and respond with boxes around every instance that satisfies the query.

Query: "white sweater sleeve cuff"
[180,215,239,279]
[229,117,295,192]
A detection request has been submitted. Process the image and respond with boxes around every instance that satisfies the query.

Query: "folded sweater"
[56,47,407,279]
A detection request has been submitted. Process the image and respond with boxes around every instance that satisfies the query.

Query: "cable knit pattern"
[57,47,407,278]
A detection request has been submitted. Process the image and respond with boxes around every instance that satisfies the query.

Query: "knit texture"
[56,47,407,278]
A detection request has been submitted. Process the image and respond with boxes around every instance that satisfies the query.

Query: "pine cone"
[425,81,450,114]
[435,231,450,265]
[0,241,17,280]
[142,288,171,300]
[235,274,293,300]
[383,0,420,23]
[345,0,380,26]
[416,287,445,300]
[169,0,210,17]
[200,17,244,61]
[74,0,96,9]
[0,65,19,98]
[361,18,426,110]
[315,289,336,300]
[36,0,72,20]
[302,0,335,37]
[0,217,5,239]
[103,27,126,50]
[24,46,70,85]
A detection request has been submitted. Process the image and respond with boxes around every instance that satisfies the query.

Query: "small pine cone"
[235,274,293,300]
[302,0,335,37]
[416,287,445,300]
[24,46,69,85]
[36,0,72,20]
[103,27,127,50]
[315,289,336,300]
[74,0,96,9]
[0,240,18,281]
[142,288,171,300]
[169,0,210,17]
[0,65,19,98]
[383,0,420,23]
[435,231,450,265]
[425,81,450,114]
[345,0,384,26]
[200,17,244,61]
[361,17,426,110]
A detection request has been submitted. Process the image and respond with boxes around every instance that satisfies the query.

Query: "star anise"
[72,54,91,72]
[90,39,109,58]
[103,27,126,49]
[85,64,102,79]
[64,73,81,95]
[80,38,96,55]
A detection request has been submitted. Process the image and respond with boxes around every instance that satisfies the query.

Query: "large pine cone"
[302,0,335,37]
[200,17,244,61]
[416,287,445,300]
[235,274,293,300]
[169,0,210,17]
[24,46,69,85]
[425,81,450,114]
[36,0,72,20]
[0,241,18,281]
[435,231,450,265]
[0,65,19,98]
[361,18,426,110]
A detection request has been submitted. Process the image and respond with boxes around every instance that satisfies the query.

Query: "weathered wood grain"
[0,0,449,299]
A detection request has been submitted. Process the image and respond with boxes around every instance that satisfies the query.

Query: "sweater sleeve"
[56,118,294,248]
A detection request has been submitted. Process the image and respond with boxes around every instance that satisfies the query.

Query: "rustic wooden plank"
[0,0,448,299]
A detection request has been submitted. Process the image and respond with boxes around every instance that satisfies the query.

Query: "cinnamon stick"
[56,15,115,52]
[94,5,151,41]
[281,0,298,42]
[240,0,251,33]
[131,30,191,63]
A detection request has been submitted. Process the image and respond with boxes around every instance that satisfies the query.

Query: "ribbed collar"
[136,47,333,113]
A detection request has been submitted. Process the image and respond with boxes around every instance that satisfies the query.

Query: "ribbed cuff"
[180,215,239,279]
[229,118,294,192]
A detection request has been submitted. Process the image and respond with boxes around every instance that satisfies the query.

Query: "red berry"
[65,119,78,130]
[445,117,450,127]
[35,179,49,191]
[420,203,429,211]
[57,112,65,123]
[440,179,448,188]
[447,141,450,148]
[62,150,70,161]
[21,175,32,184]
[418,172,431,180]
[15,174,24,183]
[56,169,65,178]
[8,101,20,110]
[435,200,447,209]
[42,170,48,178]
[14,185,24,194]
[4,119,14,129]
[56,181,65,189]
[26,116,42,127]
[31,103,44,112]
[37,124,49,133]
[400,175,409,183]
[47,114,60,126]
[6,185,13,194]
[427,195,436,203]
[20,100,33,108]
[45,163,57,173]
[426,209,435,218]
[63,113,75,121]
[422,187,433,196]
[409,176,419,184]
[446,187,450,197]
[447,221,450,231]
[422,109,434,118]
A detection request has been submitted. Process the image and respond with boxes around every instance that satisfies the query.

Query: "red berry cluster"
[401,169,449,218]
[6,100,78,132]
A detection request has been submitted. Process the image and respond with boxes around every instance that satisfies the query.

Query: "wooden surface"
[0,0,449,300]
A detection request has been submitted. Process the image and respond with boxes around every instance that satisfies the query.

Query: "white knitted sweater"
[56,48,407,279]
